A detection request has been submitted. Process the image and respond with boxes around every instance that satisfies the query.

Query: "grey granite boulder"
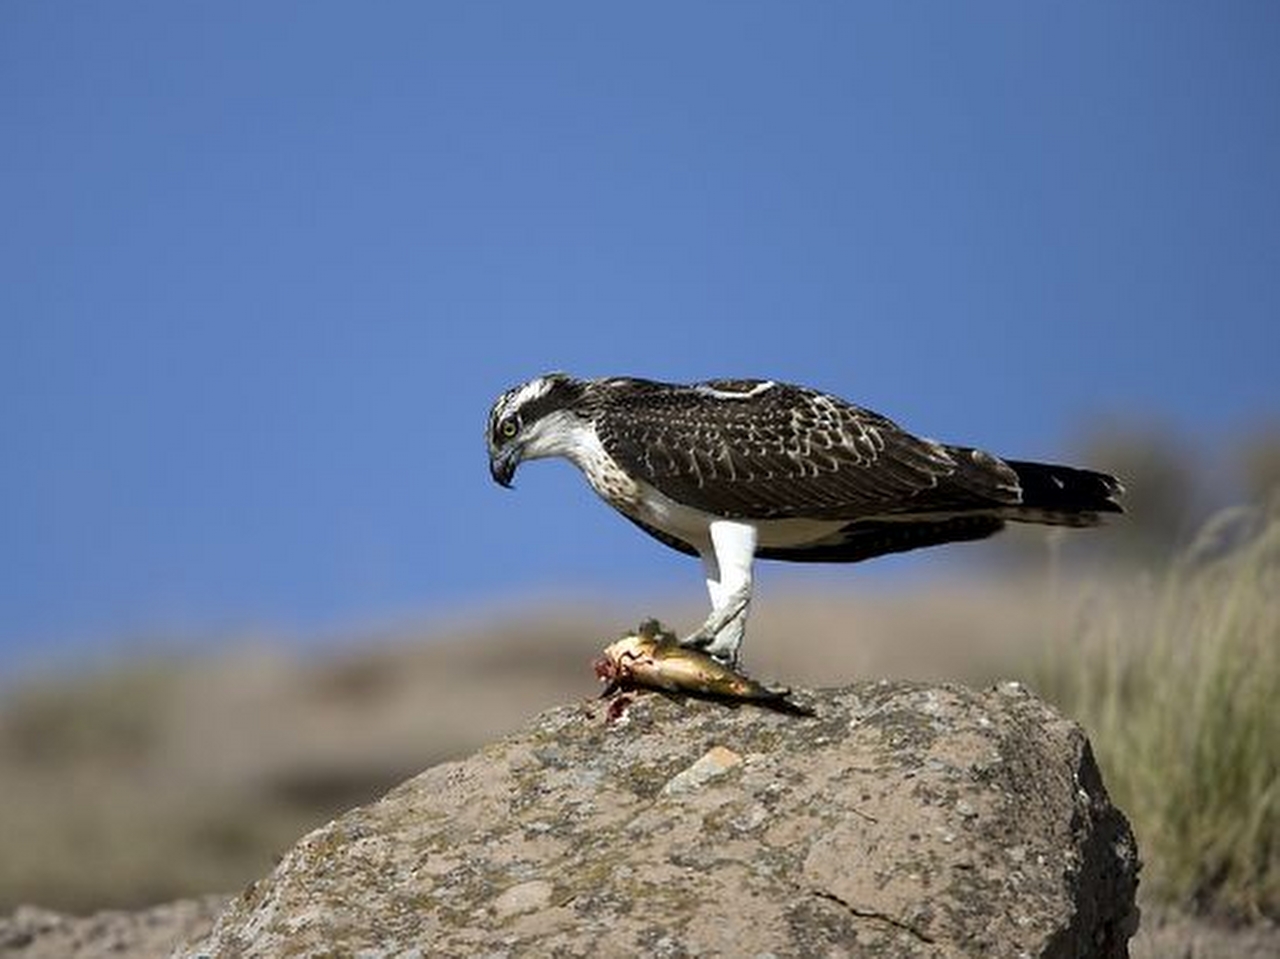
[182,680,1139,958]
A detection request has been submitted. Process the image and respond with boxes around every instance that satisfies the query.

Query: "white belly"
[626,477,848,554]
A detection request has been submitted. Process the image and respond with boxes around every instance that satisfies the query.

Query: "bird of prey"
[487,374,1123,668]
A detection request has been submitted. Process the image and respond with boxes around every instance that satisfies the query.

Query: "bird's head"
[486,372,588,488]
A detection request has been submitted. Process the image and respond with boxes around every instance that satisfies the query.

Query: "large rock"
[183,681,1139,958]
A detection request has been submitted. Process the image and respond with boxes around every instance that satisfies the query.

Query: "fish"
[594,619,804,710]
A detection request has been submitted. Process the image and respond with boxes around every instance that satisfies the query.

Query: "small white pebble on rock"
[491,880,554,919]
[662,745,743,796]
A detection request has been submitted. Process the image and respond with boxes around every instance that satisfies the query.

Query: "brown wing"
[591,379,1022,521]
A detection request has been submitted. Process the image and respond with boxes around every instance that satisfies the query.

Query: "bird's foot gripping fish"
[594,619,808,714]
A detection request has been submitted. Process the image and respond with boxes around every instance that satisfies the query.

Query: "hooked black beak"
[489,446,521,488]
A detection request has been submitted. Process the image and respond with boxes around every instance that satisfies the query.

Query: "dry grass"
[1033,507,1280,919]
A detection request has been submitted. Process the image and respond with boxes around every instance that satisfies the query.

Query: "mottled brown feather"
[585,378,1024,521]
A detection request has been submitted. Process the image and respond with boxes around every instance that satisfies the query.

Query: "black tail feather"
[1005,459,1124,524]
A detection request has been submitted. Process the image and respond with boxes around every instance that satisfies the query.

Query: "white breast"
[522,412,643,510]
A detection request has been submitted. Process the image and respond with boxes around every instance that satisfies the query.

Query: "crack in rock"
[809,888,936,944]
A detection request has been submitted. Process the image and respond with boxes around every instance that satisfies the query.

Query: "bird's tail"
[1002,459,1125,527]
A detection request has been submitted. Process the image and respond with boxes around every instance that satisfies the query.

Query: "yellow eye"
[501,419,518,438]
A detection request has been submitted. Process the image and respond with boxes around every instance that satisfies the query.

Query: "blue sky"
[2,3,1278,673]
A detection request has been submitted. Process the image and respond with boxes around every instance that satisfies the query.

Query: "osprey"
[487,374,1123,667]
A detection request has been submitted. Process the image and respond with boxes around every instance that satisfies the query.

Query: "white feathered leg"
[681,520,757,667]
